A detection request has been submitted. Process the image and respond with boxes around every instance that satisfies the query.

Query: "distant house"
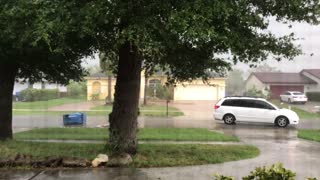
[85,72,226,101]
[245,69,320,99]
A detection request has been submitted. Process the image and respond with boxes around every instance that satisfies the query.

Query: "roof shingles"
[252,72,316,84]
[302,69,320,79]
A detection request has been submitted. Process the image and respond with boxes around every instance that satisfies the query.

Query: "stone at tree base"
[107,153,133,167]
[92,154,109,167]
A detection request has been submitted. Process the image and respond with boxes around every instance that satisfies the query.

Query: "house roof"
[301,69,320,79]
[85,72,111,80]
[252,72,316,84]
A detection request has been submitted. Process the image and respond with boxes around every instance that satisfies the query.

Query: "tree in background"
[87,65,102,76]
[1,1,320,160]
[99,52,117,103]
[67,81,87,98]
[252,63,281,73]
[226,69,245,96]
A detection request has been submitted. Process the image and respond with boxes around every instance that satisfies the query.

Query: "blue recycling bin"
[63,112,86,126]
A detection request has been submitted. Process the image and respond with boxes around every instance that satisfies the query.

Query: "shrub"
[213,173,235,180]
[244,86,270,99]
[146,84,173,100]
[67,81,87,97]
[306,92,320,102]
[212,163,314,180]
[20,88,59,102]
[91,93,100,100]
[243,163,296,180]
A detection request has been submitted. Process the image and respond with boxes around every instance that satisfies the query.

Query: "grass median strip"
[0,141,259,168]
[298,129,320,142]
[15,128,239,142]
[271,100,320,119]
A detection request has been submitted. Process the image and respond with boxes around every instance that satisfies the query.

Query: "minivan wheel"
[276,116,289,128]
[223,114,235,125]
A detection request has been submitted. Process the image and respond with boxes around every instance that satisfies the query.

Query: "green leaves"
[243,163,296,180]
[1,0,320,83]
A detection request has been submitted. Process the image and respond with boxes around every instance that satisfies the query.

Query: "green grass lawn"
[298,129,320,142]
[91,104,184,117]
[271,100,320,119]
[0,141,259,168]
[13,97,87,110]
[15,128,239,142]
[13,102,184,117]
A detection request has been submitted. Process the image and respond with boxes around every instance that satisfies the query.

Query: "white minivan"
[214,97,299,127]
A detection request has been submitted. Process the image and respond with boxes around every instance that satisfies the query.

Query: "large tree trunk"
[0,64,18,140]
[109,41,142,155]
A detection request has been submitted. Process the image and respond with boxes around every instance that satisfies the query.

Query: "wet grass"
[91,104,184,117]
[13,97,87,109]
[0,141,259,168]
[15,128,239,142]
[298,129,320,142]
[271,100,320,119]
[13,102,184,117]
[13,110,183,117]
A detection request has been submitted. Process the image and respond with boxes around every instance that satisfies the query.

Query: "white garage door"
[174,85,218,100]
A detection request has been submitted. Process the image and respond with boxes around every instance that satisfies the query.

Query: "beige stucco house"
[86,72,226,101]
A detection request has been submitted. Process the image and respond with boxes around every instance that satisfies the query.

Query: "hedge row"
[20,88,60,102]
[306,92,320,102]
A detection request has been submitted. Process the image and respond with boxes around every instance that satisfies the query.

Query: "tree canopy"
[0,0,92,84]
[64,0,319,82]
[2,0,319,83]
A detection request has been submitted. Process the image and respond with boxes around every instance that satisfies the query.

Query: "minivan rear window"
[221,99,234,106]
[221,99,245,107]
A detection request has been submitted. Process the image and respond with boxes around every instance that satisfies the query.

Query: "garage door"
[270,85,304,99]
[174,85,218,100]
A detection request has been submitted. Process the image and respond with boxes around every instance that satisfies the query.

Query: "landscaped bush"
[146,85,173,100]
[67,81,87,97]
[20,88,59,102]
[213,163,316,180]
[242,163,295,180]
[306,92,320,101]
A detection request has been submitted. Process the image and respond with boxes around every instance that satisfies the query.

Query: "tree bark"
[109,41,142,155]
[0,64,18,140]
[143,74,148,106]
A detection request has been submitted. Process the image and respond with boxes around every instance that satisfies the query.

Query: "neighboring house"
[245,69,320,99]
[13,81,67,95]
[86,72,226,101]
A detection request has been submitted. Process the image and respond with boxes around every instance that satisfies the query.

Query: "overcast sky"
[236,18,320,72]
[82,18,320,73]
